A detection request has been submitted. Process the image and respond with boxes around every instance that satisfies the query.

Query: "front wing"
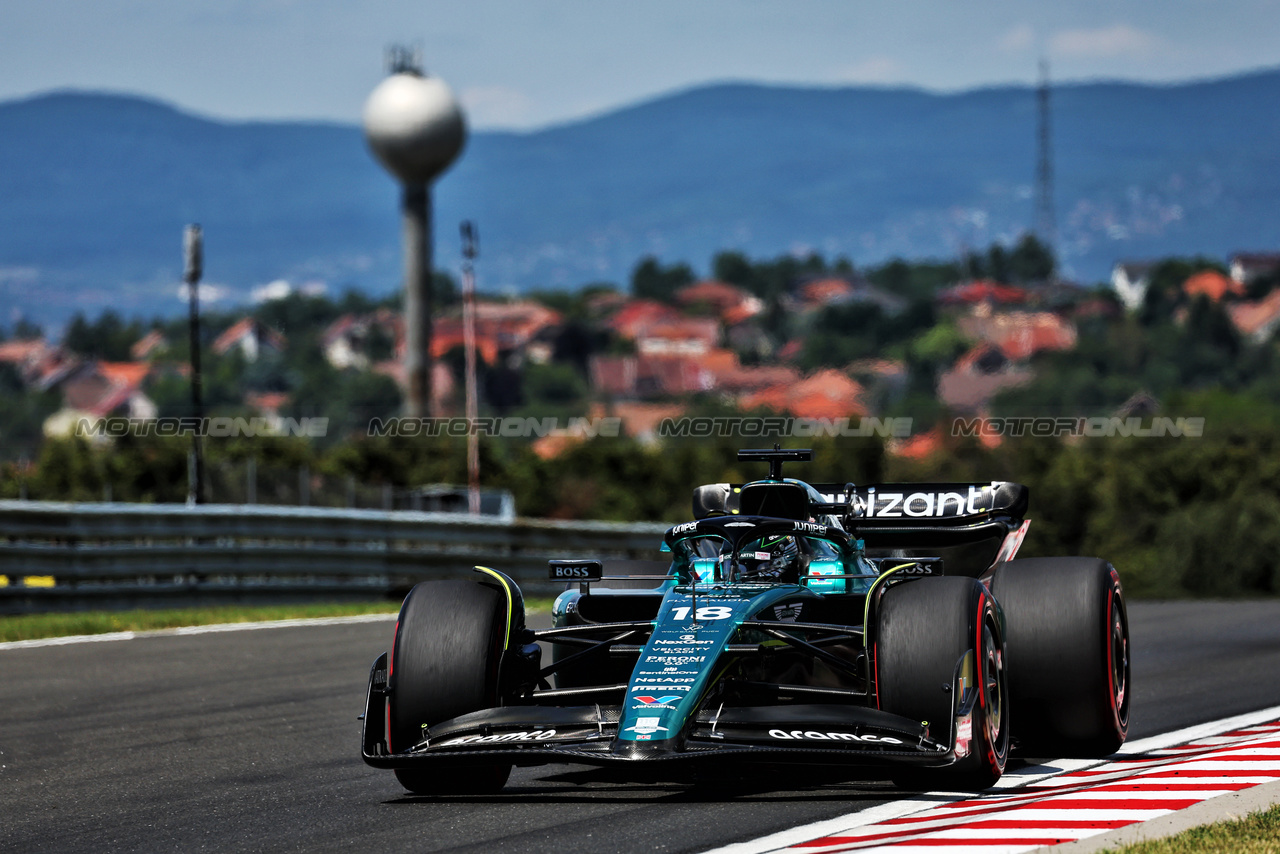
[361,652,955,772]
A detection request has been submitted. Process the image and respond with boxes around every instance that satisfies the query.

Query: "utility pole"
[184,224,206,505]
[460,221,481,516]
[1035,59,1057,269]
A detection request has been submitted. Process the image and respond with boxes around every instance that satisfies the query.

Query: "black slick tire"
[876,576,1009,791]
[990,557,1129,757]
[388,579,512,795]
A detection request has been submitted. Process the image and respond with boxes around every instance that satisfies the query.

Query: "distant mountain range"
[2,69,1280,326]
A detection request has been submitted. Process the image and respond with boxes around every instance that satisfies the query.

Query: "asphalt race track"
[3,599,1280,854]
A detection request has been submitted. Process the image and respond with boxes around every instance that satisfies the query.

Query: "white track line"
[702,704,1280,854]
[0,612,397,651]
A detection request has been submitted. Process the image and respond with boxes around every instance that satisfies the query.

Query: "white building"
[1111,261,1155,311]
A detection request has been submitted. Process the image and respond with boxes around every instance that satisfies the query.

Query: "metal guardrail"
[0,501,671,614]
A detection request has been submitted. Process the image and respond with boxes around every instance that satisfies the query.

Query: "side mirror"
[692,483,739,519]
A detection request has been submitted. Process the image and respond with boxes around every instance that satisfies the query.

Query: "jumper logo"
[367,416,622,438]
[631,685,692,693]
[793,521,827,535]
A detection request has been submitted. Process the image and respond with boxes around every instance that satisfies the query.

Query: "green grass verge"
[1104,803,1280,853]
[1,598,554,643]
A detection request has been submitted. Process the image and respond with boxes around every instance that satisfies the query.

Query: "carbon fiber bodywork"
[361,454,1034,783]
[362,649,953,770]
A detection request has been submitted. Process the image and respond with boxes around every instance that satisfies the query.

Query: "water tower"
[363,47,466,416]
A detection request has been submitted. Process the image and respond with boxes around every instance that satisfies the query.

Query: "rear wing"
[807,481,1029,527]
[721,449,1028,528]
[697,449,1030,570]
[805,482,1028,556]
[690,478,1030,569]
[693,480,1028,527]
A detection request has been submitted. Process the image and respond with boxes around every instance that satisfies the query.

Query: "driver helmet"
[738,535,800,582]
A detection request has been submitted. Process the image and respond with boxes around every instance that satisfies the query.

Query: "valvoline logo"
[635,695,682,705]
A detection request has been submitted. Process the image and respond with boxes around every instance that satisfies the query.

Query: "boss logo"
[552,566,594,579]
[548,560,602,580]
[897,563,936,575]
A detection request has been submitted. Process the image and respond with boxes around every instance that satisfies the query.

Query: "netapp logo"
[768,729,903,745]
[440,729,558,746]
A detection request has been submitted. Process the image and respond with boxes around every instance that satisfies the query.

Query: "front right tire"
[388,579,513,795]
[876,576,1009,791]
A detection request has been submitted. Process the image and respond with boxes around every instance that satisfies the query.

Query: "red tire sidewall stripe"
[872,641,881,710]
[1105,586,1117,726]
[1105,571,1128,735]
[975,591,1004,774]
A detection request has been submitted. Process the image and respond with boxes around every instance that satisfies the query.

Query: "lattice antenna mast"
[1035,59,1057,257]
[386,44,422,75]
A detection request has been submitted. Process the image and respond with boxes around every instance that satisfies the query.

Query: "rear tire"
[389,580,513,795]
[991,557,1129,757]
[876,577,1009,791]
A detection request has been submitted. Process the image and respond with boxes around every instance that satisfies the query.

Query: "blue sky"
[4,1,1280,129]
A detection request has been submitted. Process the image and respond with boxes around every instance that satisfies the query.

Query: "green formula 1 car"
[361,447,1129,794]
